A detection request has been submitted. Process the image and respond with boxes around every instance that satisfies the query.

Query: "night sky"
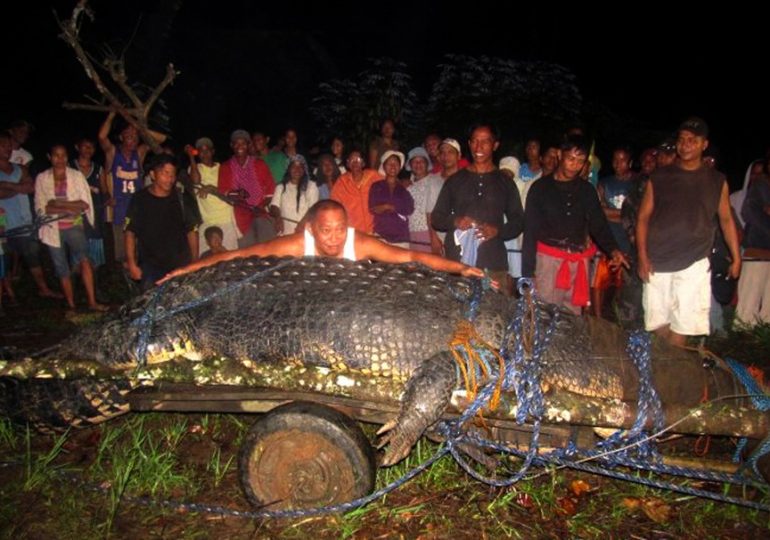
[3,0,766,184]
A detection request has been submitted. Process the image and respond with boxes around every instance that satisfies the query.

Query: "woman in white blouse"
[270,155,319,235]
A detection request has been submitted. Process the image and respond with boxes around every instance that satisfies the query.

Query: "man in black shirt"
[523,136,628,314]
[431,124,524,295]
[125,154,201,291]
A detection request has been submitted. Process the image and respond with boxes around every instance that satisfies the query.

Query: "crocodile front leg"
[377,351,457,466]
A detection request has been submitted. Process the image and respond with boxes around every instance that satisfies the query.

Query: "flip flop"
[88,304,109,312]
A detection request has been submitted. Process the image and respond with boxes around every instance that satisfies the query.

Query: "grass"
[0,418,17,450]
[23,426,69,492]
[2,271,770,537]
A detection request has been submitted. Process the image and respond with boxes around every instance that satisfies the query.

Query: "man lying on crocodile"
[159,199,486,283]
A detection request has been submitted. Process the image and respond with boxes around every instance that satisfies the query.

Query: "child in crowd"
[200,226,229,260]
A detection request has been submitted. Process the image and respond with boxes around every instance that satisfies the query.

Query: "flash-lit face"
[541,147,560,175]
[612,150,631,177]
[410,156,429,179]
[347,151,364,173]
[309,208,348,257]
[76,140,96,159]
[252,134,268,154]
[676,130,708,163]
[381,120,395,138]
[331,138,344,158]
[525,140,540,161]
[641,151,657,175]
[288,161,304,183]
[232,137,249,157]
[49,145,69,169]
[468,127,499,166]
[151,163,177,194]
[383,155,402,178]
[285,130,298,149]
[439,143,459,170]
[120,126,139,150]
[557,148,587,180]
[0,137,14,161]
[198,144,214,163]
[206,232,223,250]
[424,136,440,158]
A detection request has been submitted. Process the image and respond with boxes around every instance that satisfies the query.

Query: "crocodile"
[0,256,763,466]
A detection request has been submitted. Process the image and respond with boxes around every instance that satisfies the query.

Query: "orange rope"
[449,320,507,413]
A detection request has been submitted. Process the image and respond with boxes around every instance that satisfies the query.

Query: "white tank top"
[304,226,357,261]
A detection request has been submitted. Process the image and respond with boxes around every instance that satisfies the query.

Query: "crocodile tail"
[0,377,133,433]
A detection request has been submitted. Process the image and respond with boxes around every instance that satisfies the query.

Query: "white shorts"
[643,257,711,335]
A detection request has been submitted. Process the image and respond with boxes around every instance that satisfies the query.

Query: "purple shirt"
[368,180,414,243]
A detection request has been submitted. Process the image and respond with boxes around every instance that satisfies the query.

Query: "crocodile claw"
[375,352,458,467]
[376,419,416,466]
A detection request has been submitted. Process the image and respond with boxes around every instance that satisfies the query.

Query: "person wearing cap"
[98,111,167,263]
[331,149,380,234]
[656,138,678,168]
[499,156,531,280]
[404,147,433,252]
[423,138,462,255]
[159,199,485,286]
[218,129,276,248]
[431,124,524,295]
[186,137,239,254]
[637,117,741,346]
[522,136,628,314]
[8,120,34,167]
[369,150,414,247]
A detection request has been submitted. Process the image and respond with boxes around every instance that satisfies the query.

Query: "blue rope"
[724,358,770,476]
[116,270,770,518]
[131,258,297,366]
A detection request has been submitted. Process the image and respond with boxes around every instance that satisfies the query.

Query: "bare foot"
[88,303,109,312]
[39,290,64,299]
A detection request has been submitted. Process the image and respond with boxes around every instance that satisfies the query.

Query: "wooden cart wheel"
[239,401,376,510]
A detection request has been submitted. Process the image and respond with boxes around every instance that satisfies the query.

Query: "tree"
[56,0,179,152]
[310,58,420,150]
[426,55,583,144]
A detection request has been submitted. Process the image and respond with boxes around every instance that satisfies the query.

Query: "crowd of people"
[1,113,769,348]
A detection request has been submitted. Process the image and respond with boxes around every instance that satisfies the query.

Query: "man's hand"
[608,249,630,271]
[125,261,142,281]
[728,258,741,279]
[430,235,444,255]
[371,203,395,214]
[454,216,474,230]
[273,216,284,235]
[475,223,498,242]
[461,266,485,279]
[637,254,653,283]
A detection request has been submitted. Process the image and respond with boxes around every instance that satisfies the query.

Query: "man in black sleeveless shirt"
[636,118,740,346]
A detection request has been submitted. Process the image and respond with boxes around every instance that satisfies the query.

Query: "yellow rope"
[449,320,507,413]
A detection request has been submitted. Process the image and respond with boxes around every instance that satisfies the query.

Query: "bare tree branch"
[144,63,179,117]
[56,0,180,154]
[62,102,140,114]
